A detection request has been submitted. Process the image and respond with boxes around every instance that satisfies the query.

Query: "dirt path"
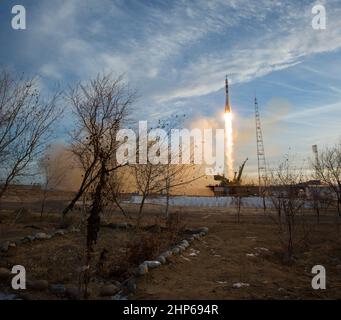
[133,213,341,299]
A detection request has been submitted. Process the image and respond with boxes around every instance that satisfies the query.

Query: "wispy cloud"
[154,3,341,102]
[6,0,338,109]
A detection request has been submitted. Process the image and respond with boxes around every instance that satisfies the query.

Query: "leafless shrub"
[165,211,185,244]
[133,158,164,227]
[308,185,333,224]
[268,156,308,262]
[126,233,162,266]
[312,141,341,217]
[232,195,243,223]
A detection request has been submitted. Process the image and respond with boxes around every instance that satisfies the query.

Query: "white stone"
[137,263,148,276]
[172,247,180,255]
[188,249,200,257]
[35,233,49,240]
[181,240,189,247]
[161,251,172,258]
[24,235,35,241]
[54,230,65,236]
[143,261,161,269]
[155,256,166,264]
[254,247,269,252]
[233,282,250,288]
[198,227,209,234]
[246,253,258,258]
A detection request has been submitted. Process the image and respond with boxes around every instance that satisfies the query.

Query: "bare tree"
[309,185,334,224]
[133,159,163,227]
[133,117,203,224]
[312,142,341,217]
[268,156,307,262]
[62,74,134,220]
[309,186,322,224]
[157,117,204,219]
[63,73,134,297]
[160,162,204,219]
[134,160,202,224]
[0,70,62,200]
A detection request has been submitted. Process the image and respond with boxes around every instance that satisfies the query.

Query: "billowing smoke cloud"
[181,112,226,195]
[42,144,82,191]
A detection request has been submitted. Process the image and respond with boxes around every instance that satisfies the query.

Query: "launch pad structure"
[207,76,271,197]
[254,97,268,193]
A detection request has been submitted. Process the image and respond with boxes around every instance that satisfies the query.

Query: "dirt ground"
[133,210,341,299]
[0,208,183,299]
[0,188,341,300]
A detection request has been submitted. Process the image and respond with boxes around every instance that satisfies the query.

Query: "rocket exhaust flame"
[224,111,233,180]
[224,76,233,179]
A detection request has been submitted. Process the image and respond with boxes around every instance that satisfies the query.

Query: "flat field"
[0,188,340,299]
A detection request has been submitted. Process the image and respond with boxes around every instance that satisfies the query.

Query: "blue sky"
[1,0,341,179]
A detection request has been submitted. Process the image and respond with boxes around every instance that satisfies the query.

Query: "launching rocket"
[225,76,231,113]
